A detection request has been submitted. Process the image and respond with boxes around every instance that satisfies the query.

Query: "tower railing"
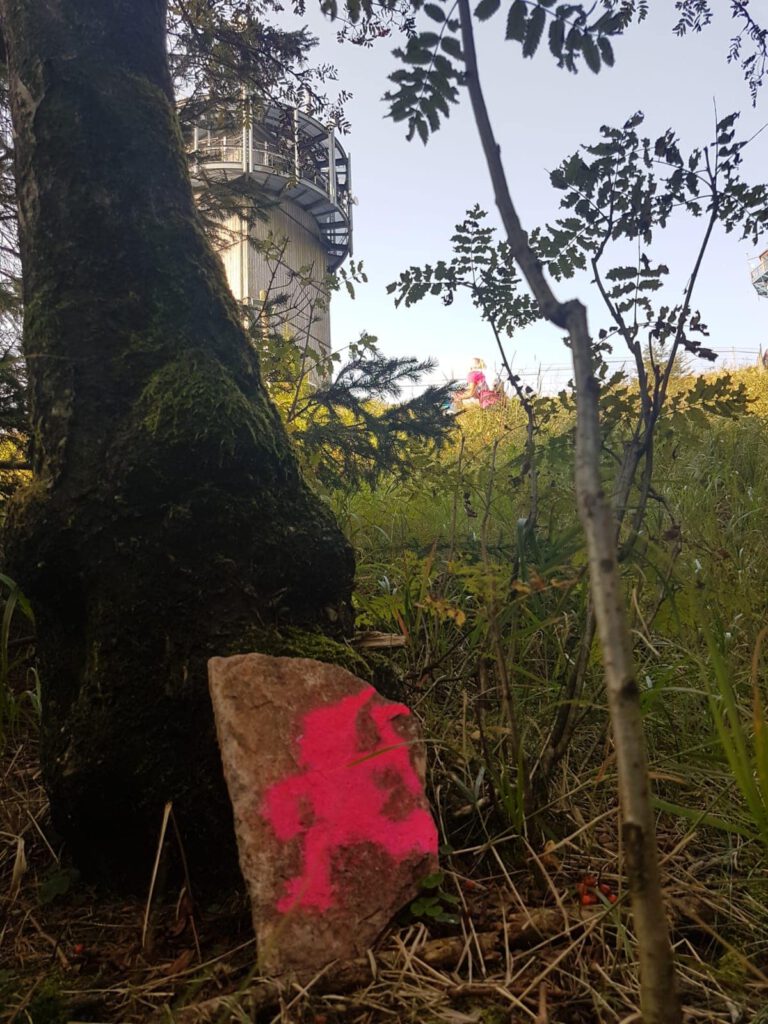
[187,102,352,268]
[193,141,349,213]
[751,251,768,298]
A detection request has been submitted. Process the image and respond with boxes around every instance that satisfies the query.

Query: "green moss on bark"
[2,0,356,889]
[138,351,276,454]
[231,626,403,701]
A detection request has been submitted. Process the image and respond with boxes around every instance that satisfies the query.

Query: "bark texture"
[0,0,355,886]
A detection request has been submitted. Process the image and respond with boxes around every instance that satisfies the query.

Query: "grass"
[3,724,767,1022]
[2,368,768,1021]
[0,574,36,753]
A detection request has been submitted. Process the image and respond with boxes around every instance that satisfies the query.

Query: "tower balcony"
[186,102,353,271]
[751,249,768,299]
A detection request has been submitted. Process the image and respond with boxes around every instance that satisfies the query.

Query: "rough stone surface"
[208,653,439,974]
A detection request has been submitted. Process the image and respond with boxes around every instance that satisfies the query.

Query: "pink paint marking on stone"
[262,686,438,913]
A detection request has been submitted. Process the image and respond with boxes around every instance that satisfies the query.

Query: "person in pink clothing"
[454,357,500,410]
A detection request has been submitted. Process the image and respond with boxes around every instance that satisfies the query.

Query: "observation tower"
[751,249,768,370]
[751,249,768,299]
[185,99,353,368]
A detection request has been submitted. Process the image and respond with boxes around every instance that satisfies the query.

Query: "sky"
[295,4,767,392]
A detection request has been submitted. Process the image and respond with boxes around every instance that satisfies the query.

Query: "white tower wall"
[186,101,352,381]
[217,200,331,362]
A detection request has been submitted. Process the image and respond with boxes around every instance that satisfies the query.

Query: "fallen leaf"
[162,948,195,976]
[540,840,561,871]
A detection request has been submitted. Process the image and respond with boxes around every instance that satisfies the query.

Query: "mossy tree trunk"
[0,0,355,886]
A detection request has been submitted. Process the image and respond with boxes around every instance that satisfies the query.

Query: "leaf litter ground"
[3,725,768,1023]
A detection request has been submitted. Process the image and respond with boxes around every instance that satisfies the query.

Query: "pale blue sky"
[303,4,767,390]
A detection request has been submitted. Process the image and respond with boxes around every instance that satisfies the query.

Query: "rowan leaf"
[424,3,446,20]
[506,0,527,41]
[548,16,565,58]
[441,35,463,59]
[474,0,501,19]
[598,35,615,66]
[582,33,601,73]
[523,5,546,58]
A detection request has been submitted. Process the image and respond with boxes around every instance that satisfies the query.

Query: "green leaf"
[606,265,638,281]
[432,53,455,77]
[421,870,445,888]
[597,35,614,66]
[441,35,463,59]
[39,868,81,906]
[422,101,441,133]
[431,90,451,117]
[522,5,546,58]
[505,0,527,41]
[408,47,434,65]
[390,104,411,124]
[424,2,446,20]
[0,578,34,623]
[652,797,756,839]
[565,25,582,53]
[581,33,601,73]
[416,117,429,145]
[548,16,565,58]
[474,0,500,19]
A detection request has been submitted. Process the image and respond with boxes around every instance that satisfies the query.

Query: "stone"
[208,653,439,974]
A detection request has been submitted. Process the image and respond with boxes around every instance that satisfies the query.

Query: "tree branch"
[455,1,681,1019]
